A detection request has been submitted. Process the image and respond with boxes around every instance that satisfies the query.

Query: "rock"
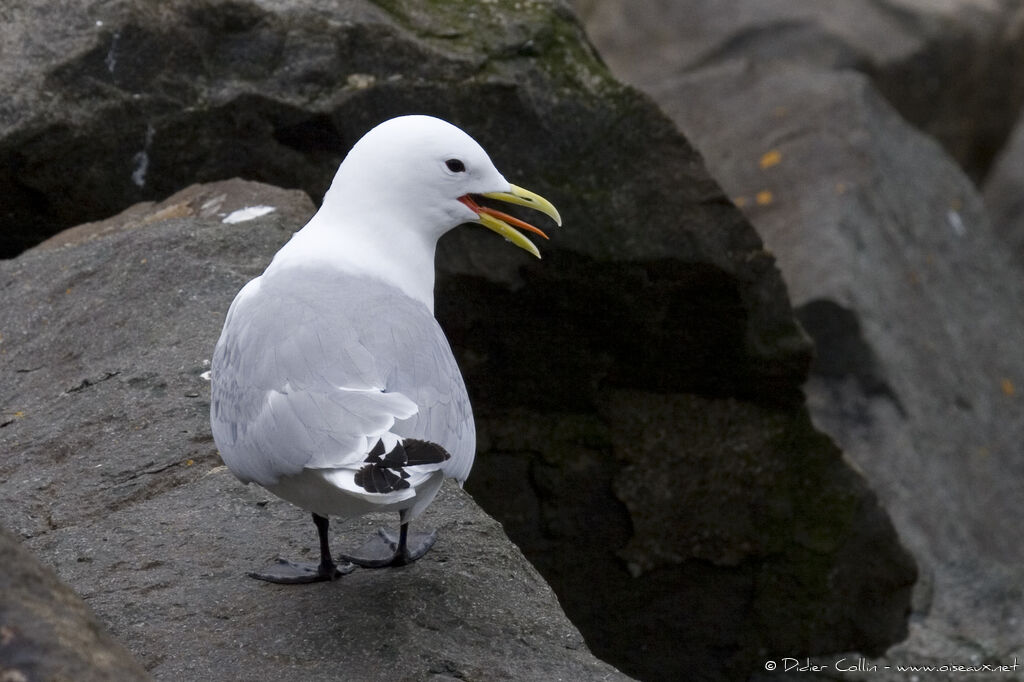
[0,174,912,681]
[0,524,151,681]
[469,394,914,680]
[646,59,1024,676]
[984,110,1024,262]
[0,178,631,681]
[0,1,916,680]
[1,0,603,258]
[34,179,316,251]
[573,0,1024,181]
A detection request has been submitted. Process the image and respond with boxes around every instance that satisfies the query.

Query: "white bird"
[210,115,561,583]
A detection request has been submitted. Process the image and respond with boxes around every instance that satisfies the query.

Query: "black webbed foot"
[340,526,437,568]
[248,557,356,584]
[248,512,356,583]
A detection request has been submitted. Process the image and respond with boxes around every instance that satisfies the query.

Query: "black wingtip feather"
[400,439,451,466]
[354,438,451,494]
[355,463,409,493]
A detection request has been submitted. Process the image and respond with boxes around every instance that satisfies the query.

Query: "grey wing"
[211,276,417,487]
[369,299,476,483]
[210,273,475,488]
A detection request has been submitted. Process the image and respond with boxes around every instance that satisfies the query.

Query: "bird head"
[327,115,561,258]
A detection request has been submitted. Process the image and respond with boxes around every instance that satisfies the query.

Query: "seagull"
[210,115,561,583]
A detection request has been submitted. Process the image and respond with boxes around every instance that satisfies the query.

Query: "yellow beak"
[460,184,562,259]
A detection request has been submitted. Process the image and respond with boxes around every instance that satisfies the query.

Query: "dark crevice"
[795,298,905,415]
[438,251,796,413]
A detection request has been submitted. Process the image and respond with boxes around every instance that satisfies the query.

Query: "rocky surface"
[573,0,1024,678]
[0,524,151,681]
[1,1,917,681]
[984,110,1024,264]
[574,0,1024,182]
[0,180,631,681]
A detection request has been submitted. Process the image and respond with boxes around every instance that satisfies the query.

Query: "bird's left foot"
[340,528,437,568]
[248,557,356,584]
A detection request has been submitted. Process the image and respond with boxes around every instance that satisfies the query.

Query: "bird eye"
[445,159,466,173]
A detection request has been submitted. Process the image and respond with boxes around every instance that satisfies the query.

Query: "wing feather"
[211,267,475,488]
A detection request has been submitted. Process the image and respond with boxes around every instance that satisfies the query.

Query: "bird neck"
[267,212,440,314]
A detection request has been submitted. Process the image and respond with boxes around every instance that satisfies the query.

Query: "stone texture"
[641,57,1024,680]
[573,0,1024,182]
[1,1,916,680]
[575,3,1024,675]
[984,110,1024,264]
[468,394,913,680]
[35,179,315,251]
[0,525,151,682]
[0,179,631,682]
[654,57,1024,557]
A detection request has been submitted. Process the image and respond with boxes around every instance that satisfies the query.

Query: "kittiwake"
[210,115,561,583]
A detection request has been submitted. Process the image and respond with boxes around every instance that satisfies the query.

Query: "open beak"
[459,184,562,258]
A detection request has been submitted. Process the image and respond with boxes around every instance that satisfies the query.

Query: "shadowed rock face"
[574,1,1024,674]
[2,1,914,681]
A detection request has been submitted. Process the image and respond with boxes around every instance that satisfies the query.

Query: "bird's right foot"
[248,557,355,584]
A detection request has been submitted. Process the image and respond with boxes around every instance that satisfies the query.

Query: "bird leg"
[340,511,437,568]
[248,513,355,584]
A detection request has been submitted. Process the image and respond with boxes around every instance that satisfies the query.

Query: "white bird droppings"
[131,125,155,188]
[947,209,966,237]
[105,31,120,73]
[222,206,277,224]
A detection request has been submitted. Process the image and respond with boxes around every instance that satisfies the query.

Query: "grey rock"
[0,1,916,680]
[0,171,912,681]
[1,0,600,257]
[647,59,1024,677]
[984,110,1024,263]
[0,178,631,681]
[573,0,1024,181]
[34,178,316,251]
[470,393,914,680]
[0,524,151,681]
